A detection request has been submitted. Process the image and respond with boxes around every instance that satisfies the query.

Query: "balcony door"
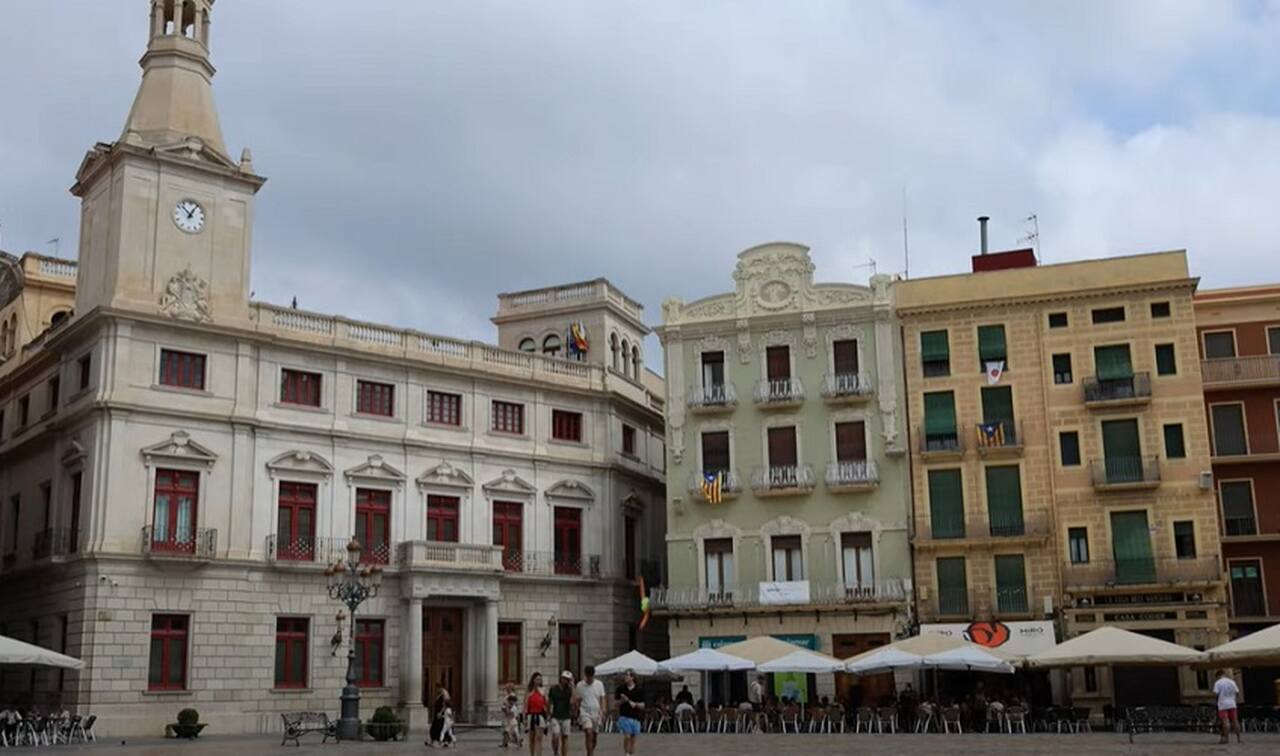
[1101,418,1142,482]
[701,351,725,389]
[277,481,317,560]
[492,501,523,571]
[767,426,798,485]
[704,538,734,600]
[553,506,582,575]
[1210,404,1248,456]
[354,488,391,564]
[841,533,874,592]
[1230,560,1266,617]
[835,421,867,463]
[153,469,198,553]
[702,431,730,475]
[770,535,803,581]
[766,346,791,382]
[1110,510,1155,584]
[833,339,859,376]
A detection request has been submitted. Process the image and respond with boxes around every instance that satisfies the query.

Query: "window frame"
[77,353,92,391]
[1154,343,1177,376]
[976,324,1008,371]
[1202,329,1237,359]
[1209,401,1249,456]
[354,618,385,688]
[148,614,189,691]
[426,390,463,427]
[550,408,584,443]
[920,330,951,377]
[621,423,637,457]
[276,480,318,560]
[1172,521,1197,560]
[151,468,200,553]
[703,537,734,596]
[1268,326,1280,356]
[1163,423,1186,459]
[769,534,804,582]
[355,379,395,417]
[1059,430,1081,467]
[1090,306,1126,324]
[280,368,322,407]
[354,487,392,564]
[491,400,525,435]
[498,621,523,685]
[700,429,732,475]
[1047,312,1068,329]
[158,348,207,391]
[1219,478,1258,537]
[1227,558,1268,618]
[1150,301,1171,319]
[1068,527,1089,564]
[553,506,582,575]
[840,531,874,587]
[558,622,582,680]
[493,500,524,572]
[273,616,309,689]
[426,494,460,543]
[700,350,726,389]
[1052,353,1073,385]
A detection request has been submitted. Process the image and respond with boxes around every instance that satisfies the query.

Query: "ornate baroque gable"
[266,450,334,479]
[545,479,595,503]
[417,461,475,490]
[141,431,217,468]
[481,469,536,497]
[344,454,406,488]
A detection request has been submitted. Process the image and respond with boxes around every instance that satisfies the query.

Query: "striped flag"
[700,471,723,504]
[977,422,1005,447]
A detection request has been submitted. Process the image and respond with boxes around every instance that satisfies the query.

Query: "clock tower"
[71,0,264,325]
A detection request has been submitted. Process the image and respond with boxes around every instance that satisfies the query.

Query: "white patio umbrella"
[1024,626,1201,668]
[660,647,755,673]
[845,634,1015,675]
[921,644,1017,673]
[594,649,680,680]
[758,649,844,674]
[0,634,84,669]
[1199,622,1280,668]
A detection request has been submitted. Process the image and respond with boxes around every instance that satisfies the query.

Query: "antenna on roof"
[47,237,60,257]
[902,185,911,279]
[851,259,878,280]
[1018,214,1041,262]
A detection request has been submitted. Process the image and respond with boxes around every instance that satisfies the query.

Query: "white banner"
[758,580,810,605]
[921,620,1056,657]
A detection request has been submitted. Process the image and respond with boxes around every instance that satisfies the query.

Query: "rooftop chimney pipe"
[978,216,990,255]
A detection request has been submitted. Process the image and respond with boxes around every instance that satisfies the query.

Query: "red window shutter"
[835,421,867,462]
[766,346,791,381]
[701,431,730,472]
[833,340,859,375]
[767,426,798,467]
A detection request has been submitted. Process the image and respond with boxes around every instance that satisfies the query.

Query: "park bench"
[280,711,337,746]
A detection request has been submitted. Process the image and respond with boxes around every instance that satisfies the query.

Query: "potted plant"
[170,707,206,739]
[366,705,405,741]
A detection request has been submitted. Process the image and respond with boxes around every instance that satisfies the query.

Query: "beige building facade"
[898,248,1228,709]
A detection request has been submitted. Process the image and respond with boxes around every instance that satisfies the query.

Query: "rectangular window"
[426,495,460,542]
[148,614,188,690]
[766,425,798,471]
[1230,560,1267,617]
[274,617,309,689]
[152,468,199,553]
[985,465,1025,537]
[558,623,582,680]
[1150,301,1171,318]
[1091,306,1126,324]
[994,554,1028,613]
[17,395,28,427]
[770,534,803,581]
[920,330,950,377]
[928,469,964,539]
[1052,353,1073,384]
[621,424,637,456]
[980,386,1015,441]
[1220,481,1257,536]
[1101,418,1144,483]
[1163,424,1186,459]
[701,431,730,474]
[1203,331,1236,359]
[280,368,321,407]
[923,391,958,449]
[840,532,874,588]
[354,619,384,688]
[1094,344,1134,380]
[492,401,524,434]
[1211,404,1248,456]
[276,481,317,560]
[1155,343,1177,375]
[553,506,582,575]
[624,516,637,580]
[47,376,59,412]
[832,339,859,376]
[159,349,206,390]
[701,351,725,388]
[834,421,867,463]
[1173,521,1196,559]
[551,409,583,442]
[355,380,394,417]
[426,391,462,426]
[1048,312,1068,328]
[498,622,522,685]
[1269,326,1280,356]
[704,538,734,598]
[68,472,82,554]
[77,353,92,391]
[765,345,791,381]
[354,488,391,564]
[936,557,968,615]
[977,324,1008,369]
[492,500,524,572]
[1110,510,1156,585]
[1068,527,1089,564]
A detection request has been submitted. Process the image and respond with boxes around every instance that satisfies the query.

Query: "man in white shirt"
[1213,669,1241,744]
[574,665,607,756]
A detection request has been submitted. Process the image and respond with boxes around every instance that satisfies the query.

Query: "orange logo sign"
[964,621,1011,648]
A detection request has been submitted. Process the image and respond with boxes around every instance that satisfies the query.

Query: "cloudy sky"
[2,1,1278,358]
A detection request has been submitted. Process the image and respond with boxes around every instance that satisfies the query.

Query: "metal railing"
[920,512,975,540]
[918,427,964,454]
[1063,556,1222,589]
[750,464,816,493]
[1201,355,1280,386]
[1232,590,1268,618]
[397,540,504,570]
[500,550,603,578]
[1091,455,1161,487]
[266,534,351,564]
[824,460,879,488]
[995,586,1030,614]
[974,421,1021,451]
[753,377,805,405]
[141,526,217,558]
[650,579,907,611]
[685,469,744,499]
[687,382,738,411]
[821,373,874,400]
[936,588,971,617]
[32,529,77,560]
[1223,516,1258,537]
[1083,372,1151,403]
[358,540,393,566]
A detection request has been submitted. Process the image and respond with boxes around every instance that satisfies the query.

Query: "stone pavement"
[4,731,1274,755]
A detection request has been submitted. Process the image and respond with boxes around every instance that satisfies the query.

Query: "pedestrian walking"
[575,665,607,756]
[526,672,549,756]
[1213,670,1242,744]
[615,669,645,756]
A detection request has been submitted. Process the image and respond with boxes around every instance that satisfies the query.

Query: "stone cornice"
[897,278,1199,317]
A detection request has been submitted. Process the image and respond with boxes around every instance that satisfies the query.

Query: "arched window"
[632,346,642,379]
[518,338,536,353]
[50,310,71,328]
[620,339,630,376]
[542,334,561,357]
[610,334,620,371]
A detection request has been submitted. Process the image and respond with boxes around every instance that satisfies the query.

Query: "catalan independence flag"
[977,422,1005,448]
[700,471,723,504]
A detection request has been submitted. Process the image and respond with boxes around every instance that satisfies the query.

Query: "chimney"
[978,216,989,255]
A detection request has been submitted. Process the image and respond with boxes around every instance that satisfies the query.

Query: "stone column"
[193,5,204,42]
[483,598,500,722]
[151,1,164,38]
[404,597,423,707]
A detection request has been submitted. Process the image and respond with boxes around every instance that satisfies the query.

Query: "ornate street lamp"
[326,537,383,740]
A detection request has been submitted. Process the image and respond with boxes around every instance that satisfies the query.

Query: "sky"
[2,1,1279,360]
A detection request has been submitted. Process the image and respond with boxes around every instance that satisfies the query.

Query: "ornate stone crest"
[159,267,211,322]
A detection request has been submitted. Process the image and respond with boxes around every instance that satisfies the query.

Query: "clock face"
[173,199,205,234]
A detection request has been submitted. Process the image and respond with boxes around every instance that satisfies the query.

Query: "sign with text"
[921,620,1056,656]
[758,580,810,605]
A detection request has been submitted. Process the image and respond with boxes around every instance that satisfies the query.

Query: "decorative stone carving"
[159,267,212,323]
[695,334,730,356]
[482,469,536,496]
[736,319,753,365]
[692,518,741,540]
[684,296,736,320]
[416,461,474,489]
[344,454,406,488]
[266,449,335,479]
[760,514,810,537]
[756,329,797,357]
[61,436,87,466]
[802,312,817,358]
[141,430,217,468]
[545,479,595,502]
[879,396,901,449]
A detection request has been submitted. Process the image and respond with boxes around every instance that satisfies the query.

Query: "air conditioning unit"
[1199,471,1213,490]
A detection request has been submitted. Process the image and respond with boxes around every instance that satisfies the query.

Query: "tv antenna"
[1018,214,1040,261]
[47,237,60,257]
[851,258,878,280]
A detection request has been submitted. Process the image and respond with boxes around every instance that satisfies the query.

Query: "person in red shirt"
[525,672,548,756]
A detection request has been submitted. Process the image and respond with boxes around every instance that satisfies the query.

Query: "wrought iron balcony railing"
[1223,516,1258,537]
[1083,372,1151,404]
[1201,355,1280,387]
[1063,555,1222,589]
[936,588,971,617]
[824,460,879,489]
[919,427,964,455]
[687,382,738,412]
[995,586,1030,615]
[1091,455,1161,488]
[649,579,908,611]
[753,377,805,406]
[821,373,874,401]
[267,534,358,564]
[141,526,217,559]
[685,469,743,501]
[500,550,604,578]
[750,464,816,494]
[974,421,1021,453]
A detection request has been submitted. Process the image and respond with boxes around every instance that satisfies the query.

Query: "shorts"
[527,713,546,732]
[617,716,641,736]
[1218,709,1239,724]
[549,718,572,737]
[578,713,601,731]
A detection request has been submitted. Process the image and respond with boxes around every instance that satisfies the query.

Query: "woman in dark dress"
[427,680,451,746]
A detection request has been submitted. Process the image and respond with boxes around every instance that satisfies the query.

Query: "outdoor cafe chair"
[675,708,695,733]
[1004,705,1028,734]
[706,707,725,733]
[828,704,846,733]
[806,705,827,733]
[914,703,935,733]
[876,706,897,734]
[1072,707,1092,733]
[941,705,963,734]
[779,704,802,734]
[854,706,875,733]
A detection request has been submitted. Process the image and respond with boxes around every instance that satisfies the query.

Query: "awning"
[718,636,813,664]
[0,634,84,669]
[758,649,844,674]
[1198,623,1280,668]
[844,634,1016,675]
[1024,626,1201,668]
[920,620,1056,658]
[593,649,680,680]
[661,648,755,673]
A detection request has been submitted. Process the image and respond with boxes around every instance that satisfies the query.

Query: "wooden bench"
[280,712,337,746]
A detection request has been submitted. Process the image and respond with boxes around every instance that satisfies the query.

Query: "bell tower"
[71,0,265,324]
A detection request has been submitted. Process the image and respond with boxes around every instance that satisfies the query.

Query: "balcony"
[1201,355,1280,389]
[1083,372,1152,408]
[141,526,217,560]
[750,464,816,497]
[687,383,738,414]
[649,579,908,613]
[936,587,972,618]
[1063,556,1222,590]
[821,373,874,404]
[685,469,744,502]
[974,421,1022,457]
[396,540,504,572]
[32,529,77,561]
[753,377,805,409]
[918,428,964,461]
[1232,590,1268,619]
[500,550,604,579]
[266,535,350,565]
[995,586,1032,616]
[1091,456,1161,491]
[824,460,879,492]
[1223,515,1258,538]
[916,510,1051,547]
[988,508,1051,539]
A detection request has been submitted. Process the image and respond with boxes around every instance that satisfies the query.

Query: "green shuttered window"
[985,466,1024,536]
[928,469,964,539]
[995,554,1028,613]
[977,325,1007,366]
[1110,510,1156,584]
[981,386,1015,425]
[924,391,957,435]
[921,330,950,362]
[936,557,968,615]
[1094,345,1133,380]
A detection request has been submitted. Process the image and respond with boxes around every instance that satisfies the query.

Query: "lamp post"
[326,537,383,741]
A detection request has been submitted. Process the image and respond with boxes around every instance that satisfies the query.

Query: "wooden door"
[833,633,894,707]
[422,608,464,716]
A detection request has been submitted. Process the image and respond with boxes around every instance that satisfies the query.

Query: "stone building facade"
[0,0,665,737]
[653,242,912,705]
[897,248,1228,710]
